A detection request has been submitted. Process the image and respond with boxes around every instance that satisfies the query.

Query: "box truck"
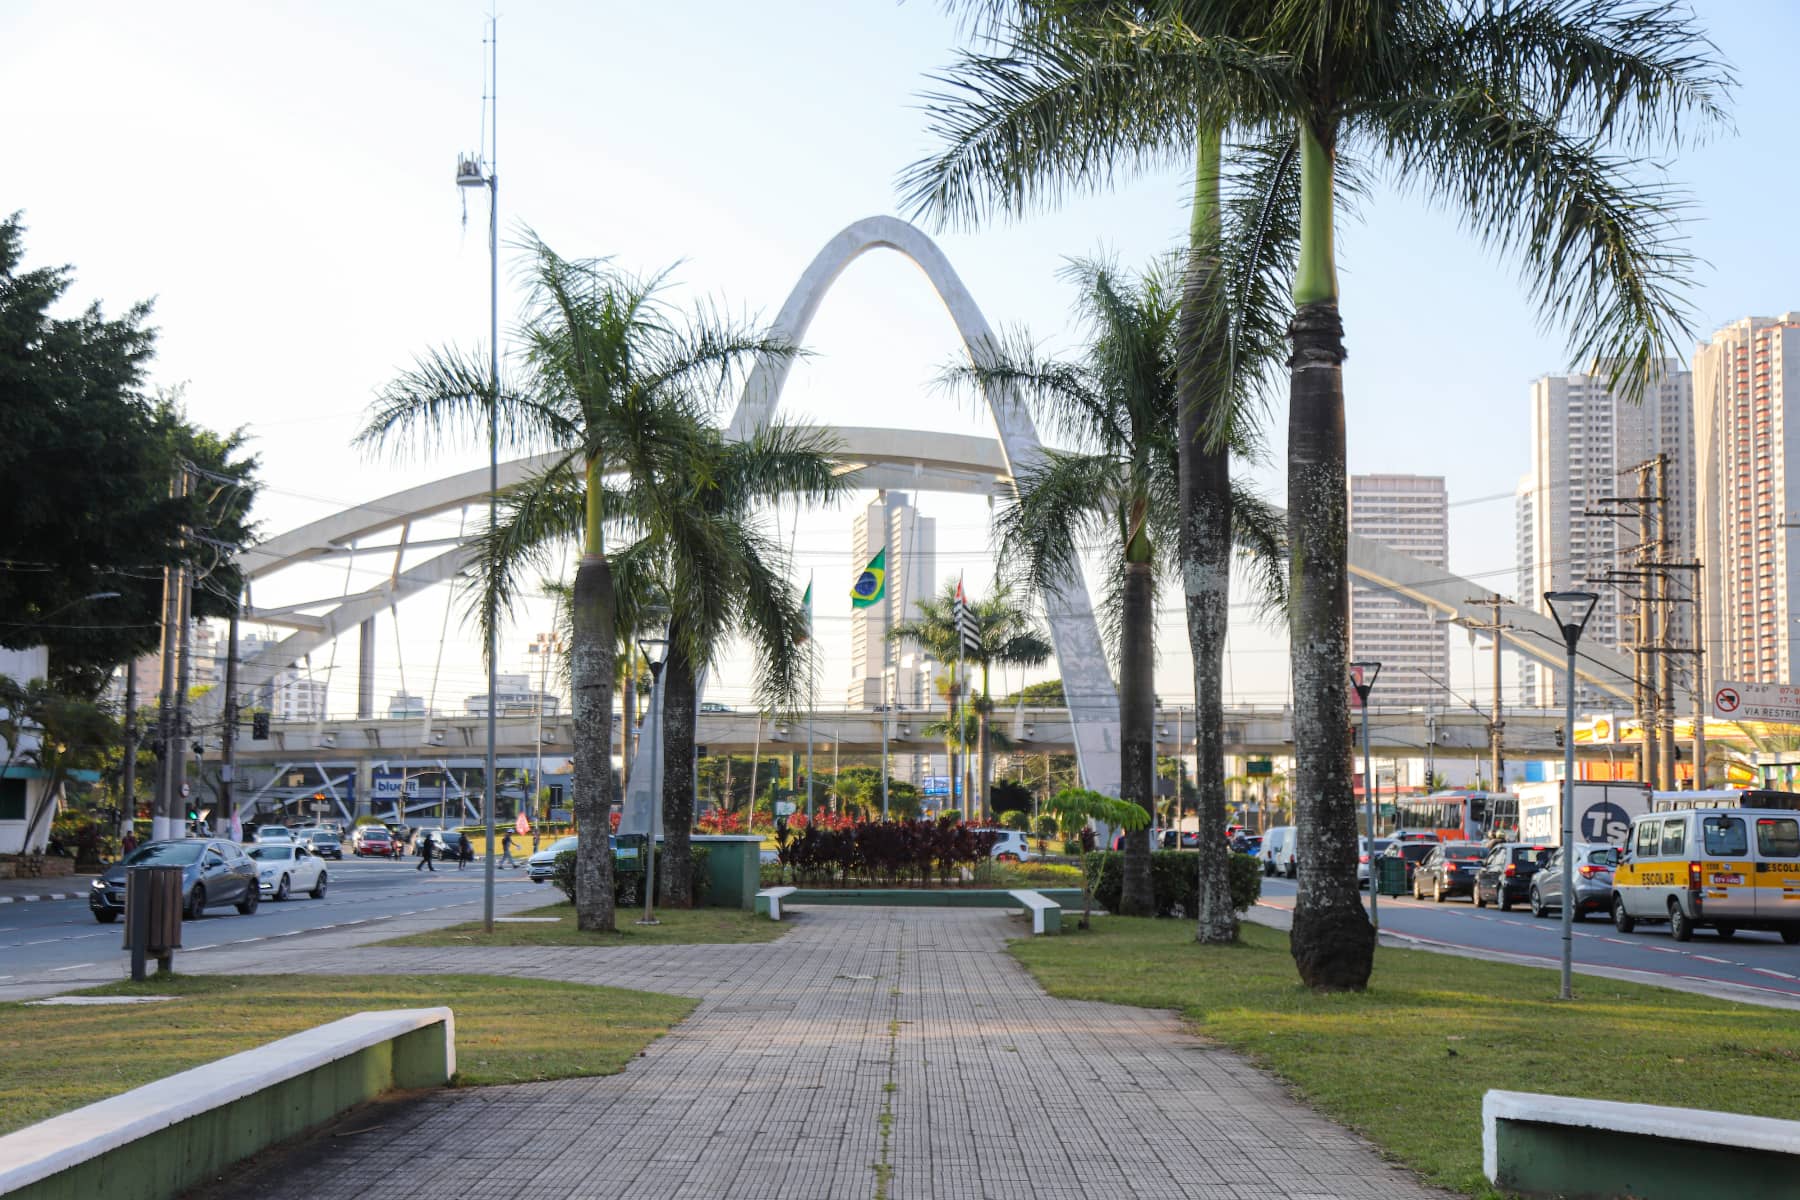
[1516,780,1652,847]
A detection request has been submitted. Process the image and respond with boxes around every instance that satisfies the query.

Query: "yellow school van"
[1611,808,1800,943]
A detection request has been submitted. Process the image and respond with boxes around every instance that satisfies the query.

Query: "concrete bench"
[1484,1089,1800,1200]
[0,1007,455,1200]
[755,885,798,920]
[1008,889,1062,935]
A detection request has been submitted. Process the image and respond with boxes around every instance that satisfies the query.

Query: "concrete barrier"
[0,1007,454,1200]
[1007,889,1062,934]
[1483,1089,1800,1200]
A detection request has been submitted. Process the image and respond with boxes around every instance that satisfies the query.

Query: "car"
[408,827,467,858]
[527,835,581,883]
[1529,842,1620,920]
[253,825,295,843]
[1357,837,1391,889]
[976,829,1034,861]
[247,842,330,900]
[1412,841,1486,902]
[1612,808,1800,943]
[1380,839,1437,887]
[300,831,344,860]
[352,826,394,857]
[90,838,260,922]
[1261,826,1297,878]
[698,701,733,713]
[1239,834,1262,857]
[1473,842,1554,911]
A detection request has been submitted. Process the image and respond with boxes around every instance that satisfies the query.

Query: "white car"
[247,842,329,900]
[253,825,295,843]
[1262,826,1298,878]
[976,829,1035,862]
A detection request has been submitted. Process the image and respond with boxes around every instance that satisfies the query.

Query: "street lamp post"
[1349,661,1382,933]
[636,623,671,926]
[1545,590,1599,1001]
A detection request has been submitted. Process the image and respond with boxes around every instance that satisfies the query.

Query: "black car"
[1381,839,1438,887]
[90,838,261,923]
[301,832,344,860]
[1474,842,1553,911]
[1412,841,1487,902]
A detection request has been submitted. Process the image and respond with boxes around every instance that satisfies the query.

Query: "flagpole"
[806,572,815,823]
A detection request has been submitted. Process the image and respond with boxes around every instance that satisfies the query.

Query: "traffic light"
[252,711,271,740]
[186,803,199,822]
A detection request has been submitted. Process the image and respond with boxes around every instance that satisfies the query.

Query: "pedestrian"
[120,830,138,857]
[416,833,435,872]
[499,830,517,869]
[458,836,475,871]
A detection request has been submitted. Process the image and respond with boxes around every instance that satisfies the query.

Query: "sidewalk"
[181,906,1450,1200]
[0,873,95,903]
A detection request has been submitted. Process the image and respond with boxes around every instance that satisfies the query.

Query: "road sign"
[1246,759,1273,777]
[775,801,796,816]
[1712,680,1800,724]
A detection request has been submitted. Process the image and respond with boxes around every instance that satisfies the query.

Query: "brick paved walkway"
[200,907,1449,1200]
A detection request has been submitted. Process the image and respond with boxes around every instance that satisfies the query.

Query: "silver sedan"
[1529,843,1621,920]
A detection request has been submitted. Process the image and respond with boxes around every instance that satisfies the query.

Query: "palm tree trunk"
[572,474,618,931]
[659,630,698,908]
[1287,125,1373,991]
[976,707,991,823]
[1179,124,1239,945]
[1118,557,1155,917]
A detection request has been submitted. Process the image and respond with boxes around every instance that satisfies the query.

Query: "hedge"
[552,846,711,907]
[1084,850,1262,917]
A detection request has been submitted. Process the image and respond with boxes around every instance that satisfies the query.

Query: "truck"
[1516,780,1652,847]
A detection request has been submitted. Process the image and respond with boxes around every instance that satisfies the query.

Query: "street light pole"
[1546,590,1599,1001]
[636,622,671,926]
[1350,661,1382,933]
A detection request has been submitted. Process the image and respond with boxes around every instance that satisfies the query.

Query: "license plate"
[1710,873,1744,886]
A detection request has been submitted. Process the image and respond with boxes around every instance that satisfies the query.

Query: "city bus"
[1650,788,1800,812]
[1389,790,1518,842]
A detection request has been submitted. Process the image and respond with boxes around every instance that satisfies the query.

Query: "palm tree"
[643,420,847,905]
[905,1,1727,988]
[892,582,1052,823]
[950,254,1284,919]
[360,235,793,932]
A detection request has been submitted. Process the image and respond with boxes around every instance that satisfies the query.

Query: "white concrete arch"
[724,215,1124,798]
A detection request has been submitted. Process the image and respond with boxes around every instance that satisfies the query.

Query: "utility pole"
[1463,596,1512,792]
[1636,466,1660,789]
[121,660,137,840]
[218,605,240,838]
[1653,455,1677,789]
[153,469,180,842]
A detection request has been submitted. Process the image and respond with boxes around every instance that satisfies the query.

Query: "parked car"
[1612,808,1800,943]
[1388,828,1442,844]
[253,825,294,843]
[352,825,394,857]
[1381,839,1438,888]
[1261,826,1297,878]
[698,701,733,713]
[1357,837,1391,889]
[976,829,1034,861]
[247,843,329,900]
[527,835,581,883]
[1529,842,1619,920]
[90,839,260,922]
[1474,842,1554,911]
[300,831,344,860]
[1412,841,1487,902]
[1239,834,1262,857]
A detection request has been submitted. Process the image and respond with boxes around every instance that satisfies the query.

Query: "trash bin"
[691,835,761,910]
[1375,856,1409,897]
[123,865,184,979]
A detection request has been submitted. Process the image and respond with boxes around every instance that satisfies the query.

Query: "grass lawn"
[1013,918,1800,1198]
[381,901,788,947]
[0,972,693,1137]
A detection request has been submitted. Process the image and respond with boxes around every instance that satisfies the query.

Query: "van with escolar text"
[1610,807,1800,944]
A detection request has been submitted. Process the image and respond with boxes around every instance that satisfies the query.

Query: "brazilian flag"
[850,548,886,608]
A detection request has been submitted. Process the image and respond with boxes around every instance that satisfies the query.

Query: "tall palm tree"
[643,420,847,906]
[891,582,1052,822]
[359,235,793,933]
[905,0,1727,988]
[952,254,1285,919]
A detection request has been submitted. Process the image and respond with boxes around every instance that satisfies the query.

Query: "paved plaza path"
[193,907,1450,1200]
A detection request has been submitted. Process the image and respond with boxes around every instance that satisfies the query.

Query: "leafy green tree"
[1004,678,1066,706]
[892,582,1051,822]
[0,675,118,851]
[1043,786,1149,928]
[886,779,924,820]
[361,236,790,932]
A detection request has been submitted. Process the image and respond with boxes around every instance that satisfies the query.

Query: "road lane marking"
[1692,955,1735,964]
[1753,968,1798,980]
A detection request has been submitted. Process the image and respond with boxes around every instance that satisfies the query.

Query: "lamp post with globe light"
[636,619,671,925]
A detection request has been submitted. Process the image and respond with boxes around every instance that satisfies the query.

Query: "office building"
[465,673,559,717]
[1347,474,1449,708]
[847,491,937,709]
[1694,315,1800,685]
[1516,360,1693,708]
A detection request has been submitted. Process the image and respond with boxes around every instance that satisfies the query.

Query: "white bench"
[1484,1089,1800,1199]
[0,1006,455,1200]
[1008,889,1062,935]
[755,885,798,920]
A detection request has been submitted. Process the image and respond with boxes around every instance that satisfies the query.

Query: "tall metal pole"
[806,650,816,821]
[219,606,240,838]
[1692,578,1707,786]
[640,660,664,925]
[1490,607,1503,793]
[480,17,500,933]
[121,660,138,841]
[172,467,194,837]
[749,711,762,824]
[1654,454,1676,789]
[1560,636,1578,999]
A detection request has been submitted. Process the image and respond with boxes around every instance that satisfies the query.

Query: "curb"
[0,892,85,903]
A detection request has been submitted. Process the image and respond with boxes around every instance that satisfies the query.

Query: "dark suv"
[1473,842,1553,911]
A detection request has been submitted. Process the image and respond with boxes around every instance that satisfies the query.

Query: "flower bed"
[771,818,1000,887]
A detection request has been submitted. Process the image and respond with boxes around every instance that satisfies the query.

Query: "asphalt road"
[1257,876,1800,1004]
[0,856,546,986]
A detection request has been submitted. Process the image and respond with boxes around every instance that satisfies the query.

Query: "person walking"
[457,835,475,871]
[416,832,435,872]
[499,830,517,869]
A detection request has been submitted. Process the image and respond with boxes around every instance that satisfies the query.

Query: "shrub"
[938,808,962,825]
[553,849,709,907]
[1034,815,1059,840]
[1085,851,1261,917]
[774,818,999,887]
[997,809,1030,831]
[353,814,385,827]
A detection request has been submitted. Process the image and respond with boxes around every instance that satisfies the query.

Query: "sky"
[6,1,1795,720]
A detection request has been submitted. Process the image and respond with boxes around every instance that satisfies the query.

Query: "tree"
[1043,786,1149,928]
[952,255,1284,919]
[905,0,1727,988]
[361,235,790,932]
[0,675,117,852]
[1004,678,1066,706]
[892,582,1051,822]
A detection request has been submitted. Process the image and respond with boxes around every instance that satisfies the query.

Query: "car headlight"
[92,878,107,890]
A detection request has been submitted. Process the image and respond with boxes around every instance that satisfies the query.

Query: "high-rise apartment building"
[1694,315,1800,685]
[1347,474,1449,708]
[1516,361,1693,708]
[847,492,937,709]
